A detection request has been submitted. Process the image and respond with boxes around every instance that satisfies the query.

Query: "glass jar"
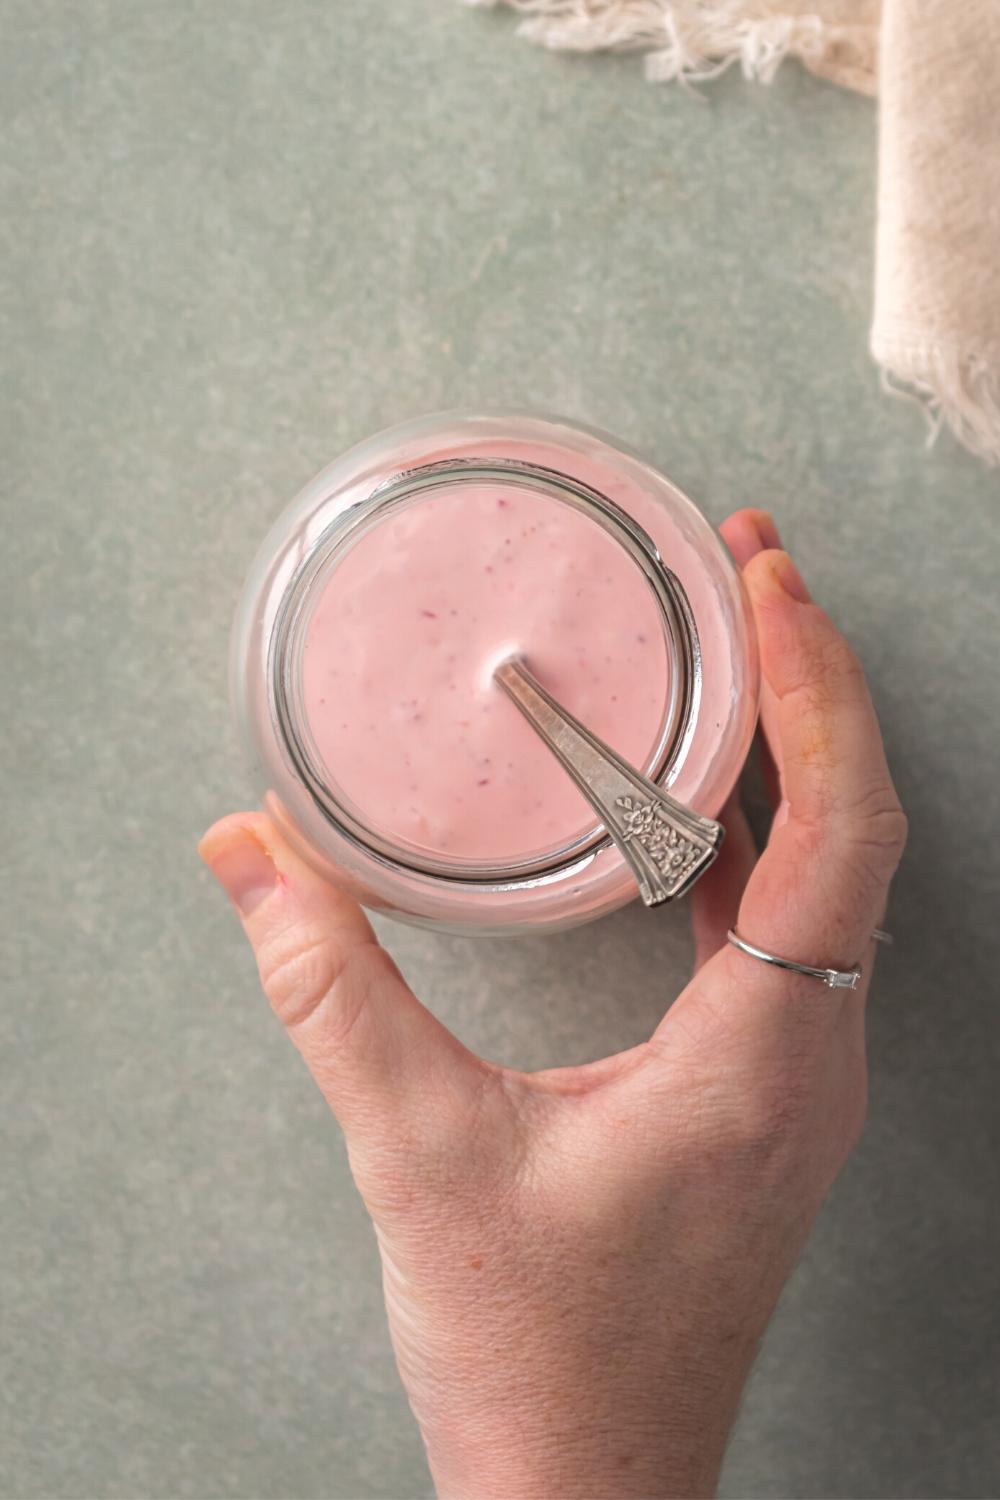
[231,411,758,934]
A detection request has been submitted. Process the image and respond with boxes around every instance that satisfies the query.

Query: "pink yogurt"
[234,412,758,932]
[301,484,671,864]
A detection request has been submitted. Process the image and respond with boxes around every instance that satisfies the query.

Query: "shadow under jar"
[231,411,759,934]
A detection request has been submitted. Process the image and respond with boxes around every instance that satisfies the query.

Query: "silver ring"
[726,928,892,991]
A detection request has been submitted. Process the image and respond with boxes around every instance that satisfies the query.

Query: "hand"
[199,511,906,1500]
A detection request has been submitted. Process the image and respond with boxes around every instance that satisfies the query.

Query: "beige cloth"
[463,0,1000,465]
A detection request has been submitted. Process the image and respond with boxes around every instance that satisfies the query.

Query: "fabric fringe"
[874,341,1000,467]
[460,1,874,90]
[462,1,1000,464]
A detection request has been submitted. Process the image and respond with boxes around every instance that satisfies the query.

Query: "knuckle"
[257,922,350,1029]
[840,794,909,882]
[350,1138,431,1219]
[354,1085,517,1225]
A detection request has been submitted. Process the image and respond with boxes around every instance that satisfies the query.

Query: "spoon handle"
[494,658,724,907]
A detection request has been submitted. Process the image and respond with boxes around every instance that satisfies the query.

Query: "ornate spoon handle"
[494,658,724,907]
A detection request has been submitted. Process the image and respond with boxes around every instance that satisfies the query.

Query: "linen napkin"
[462,0,1000,466]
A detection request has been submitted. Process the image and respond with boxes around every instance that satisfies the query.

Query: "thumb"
[198,813,485,1147]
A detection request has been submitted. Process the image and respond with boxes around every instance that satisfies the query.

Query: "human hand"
[199,510,906,1499]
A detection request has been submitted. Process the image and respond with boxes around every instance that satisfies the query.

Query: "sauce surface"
[301,484,670,862]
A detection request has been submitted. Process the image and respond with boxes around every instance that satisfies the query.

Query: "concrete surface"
[3,1,999,1496]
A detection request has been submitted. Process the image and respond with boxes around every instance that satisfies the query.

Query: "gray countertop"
[3,1,998,1496]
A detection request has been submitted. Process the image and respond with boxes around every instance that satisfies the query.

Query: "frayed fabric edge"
[459,0,835,87]
[461,2,998,468]
[874,339,1000,467]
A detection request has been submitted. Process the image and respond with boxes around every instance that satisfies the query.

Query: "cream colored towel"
[463,0,1000,465]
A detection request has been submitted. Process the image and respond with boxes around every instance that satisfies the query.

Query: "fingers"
[690,793,758,971]
[724,551,907,988]
[718,507,781,570]
[651,536,905,1109]
[199,814,485,1146]
[719,509,785,788]
[686,507,783,971]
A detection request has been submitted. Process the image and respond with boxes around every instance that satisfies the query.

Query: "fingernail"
[202,831,280,917]
[772,552,812,604]
[752,511,782,551]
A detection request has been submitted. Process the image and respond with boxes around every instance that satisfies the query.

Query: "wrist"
[424,1367,745,1500]
[429,1421,722,1500]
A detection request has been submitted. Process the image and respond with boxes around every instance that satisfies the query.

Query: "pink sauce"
[301,484,670,863]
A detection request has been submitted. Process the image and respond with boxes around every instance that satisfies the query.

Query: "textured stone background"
[3,1,998,1496]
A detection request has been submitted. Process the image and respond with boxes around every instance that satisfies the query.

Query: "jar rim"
[268,455,704,887]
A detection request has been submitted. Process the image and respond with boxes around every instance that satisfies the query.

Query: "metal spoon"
[494,657,724,907]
